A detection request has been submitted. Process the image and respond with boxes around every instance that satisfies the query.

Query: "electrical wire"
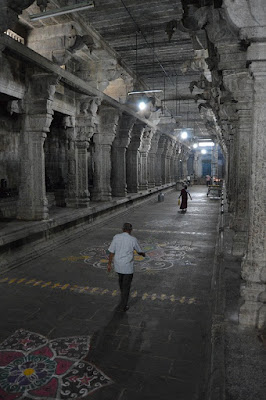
[119,0,174,85]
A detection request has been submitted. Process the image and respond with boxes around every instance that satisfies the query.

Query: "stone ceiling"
[20,0,212,139]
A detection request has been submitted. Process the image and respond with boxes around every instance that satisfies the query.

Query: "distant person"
[179,185,192,212]
[186,175,191,186]
[108,223,145,311]
[206,175,211,186]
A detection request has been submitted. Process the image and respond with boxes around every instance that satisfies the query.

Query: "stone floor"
[0,186,264,400]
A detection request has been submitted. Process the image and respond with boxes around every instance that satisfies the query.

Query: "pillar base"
[17,207,49,221]
[139,183,148,191]
[232,231,248,256]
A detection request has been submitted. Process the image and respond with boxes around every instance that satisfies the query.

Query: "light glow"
[193,143,198,149]
[181,131,188,139]
[201,149,207,154]
[138,101,147,111]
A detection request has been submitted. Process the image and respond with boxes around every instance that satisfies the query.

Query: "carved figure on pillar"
[138,126,153,191]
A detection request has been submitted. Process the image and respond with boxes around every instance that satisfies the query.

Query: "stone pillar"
[223,71,253,255]
[126,121,145,193]
[64,116,78,208]
[155,136,166,186]
[139,127,153,191]
[17,73,59,220]
[112,113,135,197]
[75,97,100,207]
[211,142,218,179]
[194,151,202,179]
[182,154,189,181]
[92,105,120,201]
[147,131,159,188]
[239,52,266,329]
[161,138,171,184]
[168,142,175,183]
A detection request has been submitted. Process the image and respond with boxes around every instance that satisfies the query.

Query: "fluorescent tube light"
[128,90,163,95]
[29,1,95,21]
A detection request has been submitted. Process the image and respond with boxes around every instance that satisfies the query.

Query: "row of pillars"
[16,73,188,221]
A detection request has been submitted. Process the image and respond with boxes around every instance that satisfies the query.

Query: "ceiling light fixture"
[128,90,163,95]
[181,131,188,139]
[138,101,147,111]
[29,1,95,21]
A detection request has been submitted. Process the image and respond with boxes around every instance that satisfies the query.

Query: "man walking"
[107,222,145,311]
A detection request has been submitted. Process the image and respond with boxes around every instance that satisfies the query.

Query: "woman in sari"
[179,185,192,212]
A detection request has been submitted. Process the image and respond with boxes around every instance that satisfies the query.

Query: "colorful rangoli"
[0,329,112,399]
[80,241,189,272]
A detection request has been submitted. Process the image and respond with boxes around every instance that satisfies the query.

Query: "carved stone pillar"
[75,97,100,207]
[155,136,166,186]
[223,71,253,255]
[194,151,202,179]
[139,127,153,191]
[92,105,120,201]
[161,138,171,184]
[126,122,145,193]
[17,73,59,220]
[239,54,266,329]
[182,154,189,181]
[211,142,218,178]
[112,113,135,197]
[63,116,77,208]
[147,131,159,188]
[168,142,175,183]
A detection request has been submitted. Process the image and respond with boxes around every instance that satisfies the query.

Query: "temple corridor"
[0,186,218,399]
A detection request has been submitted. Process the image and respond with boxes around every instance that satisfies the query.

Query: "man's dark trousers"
[118,273,133,309]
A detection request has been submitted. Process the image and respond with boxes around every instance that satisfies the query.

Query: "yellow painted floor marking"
[61,284,70,290]
[51,283,61,289]
[16,278,26,284]
[33,281,43,286]
[70,285,79,291]
[79,286,89,293]
[41,282,51,288]
[26,279,36,285]
[90,287,99,293]
[0,276,197,305]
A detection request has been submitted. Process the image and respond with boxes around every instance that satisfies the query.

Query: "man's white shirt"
[108,232,143,274]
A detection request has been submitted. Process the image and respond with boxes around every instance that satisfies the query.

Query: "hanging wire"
[135,31,138,78]
[120,0,174,85]
[175,75,178,117]
[152,28,155,91]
